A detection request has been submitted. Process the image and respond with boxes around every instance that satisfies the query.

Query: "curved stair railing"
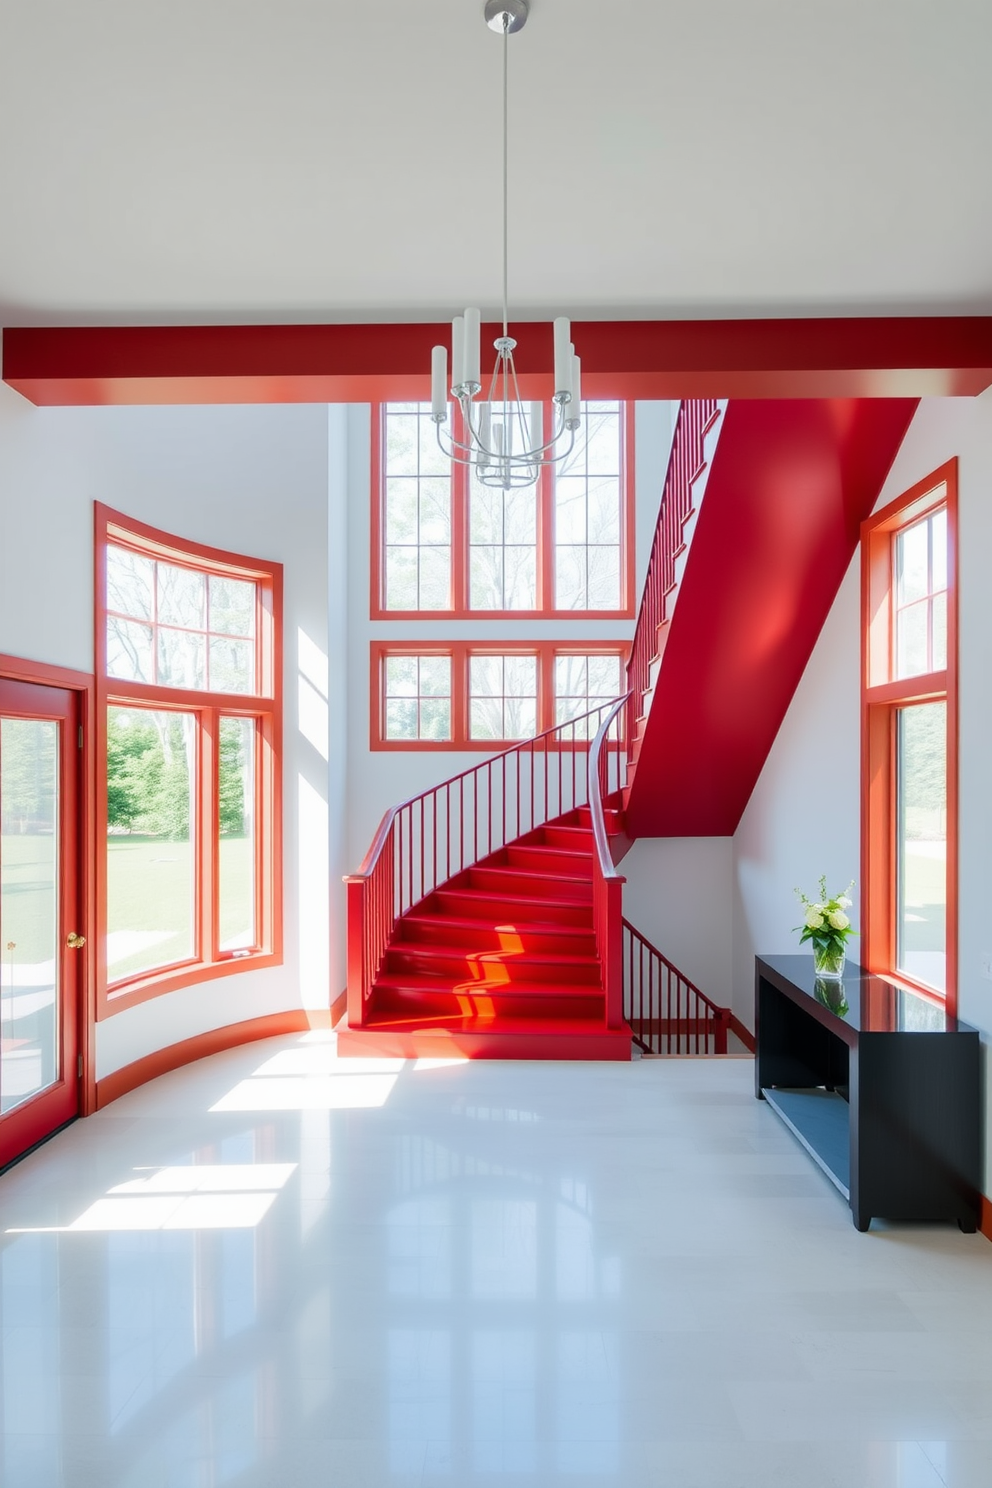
[623,917,730,1054]
[588,694,630,1030]
[626,398,721,747]
[345,701,625,1028]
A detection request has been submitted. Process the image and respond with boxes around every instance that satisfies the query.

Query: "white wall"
[0,382,339,1078]
[731,556,862,1021]
[727,390,992,1198]
[621,837,733,1002]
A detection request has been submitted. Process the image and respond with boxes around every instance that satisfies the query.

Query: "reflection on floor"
[0,1033,990,1487]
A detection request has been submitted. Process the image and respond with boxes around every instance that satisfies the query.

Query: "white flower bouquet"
[794,877,857,978]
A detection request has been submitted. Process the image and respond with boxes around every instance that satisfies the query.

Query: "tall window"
[96,506,282,1011]
[371,644,626,750]
[862,464,956,1006]
[373,401,633,617]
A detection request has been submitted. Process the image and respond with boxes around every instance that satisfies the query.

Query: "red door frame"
[0,655,96,1139]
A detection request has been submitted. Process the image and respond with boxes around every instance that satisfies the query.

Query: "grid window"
[98,506,281,1012]
[553,401,623,611]
[469,476,538,610]
[107,545,257,694]
[469,654,538,741]
[894,507,947,678]
[382,403,452,611]
[554,654,625,737]
[862,465,956,1008]
[384,655,452,742]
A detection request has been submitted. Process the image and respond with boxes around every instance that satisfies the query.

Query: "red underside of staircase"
[337,808,632,1061]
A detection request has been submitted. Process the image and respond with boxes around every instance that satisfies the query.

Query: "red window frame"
[370,402,636,620]
[370,641,628,751]
[94,504,283,1016]
[861,460,957,1013]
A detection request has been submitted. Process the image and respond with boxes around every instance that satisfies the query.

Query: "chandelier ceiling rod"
[430,0,583,491]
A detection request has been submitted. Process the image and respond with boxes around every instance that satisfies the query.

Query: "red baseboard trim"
[980,1192,992,1244]
[95,1010,313,1109]
[330,989,347,1028]
[729,1013,756,1052]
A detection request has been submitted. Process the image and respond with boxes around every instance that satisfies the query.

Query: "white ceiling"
[1,0,990,327]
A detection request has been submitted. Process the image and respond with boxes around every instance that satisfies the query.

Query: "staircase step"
[337,1014,632,1062]
[571,805,625,833]
[372,978,604,1022]
[398,913,597,956]
[384,944,601,984]
[536,824,595,851]
[502,844,593,876]
[434,889,593,925]
[466,865,593,901]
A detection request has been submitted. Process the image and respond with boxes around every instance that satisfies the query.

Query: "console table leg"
[852,1208,871,1232]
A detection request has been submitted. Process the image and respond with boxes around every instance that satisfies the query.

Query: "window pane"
[896,519,929,607]
[209,637,254,695]
[931,508,947,593]
[470,656,503,698]
[419,657,450,697]
[503,547,537,610]
[418,547,451,610]
[107,616,154,684]
[158,627,207,690]
[895,599,928,679]
[470,547,504,611]
[218,718,256,953]
[897,702,946,992]
[107,546,154,621]
[419,699,451,741]
[385,699,418,740]
[386,481,419,544]
[157,562,206,630]
[209,577,256,639]
[418,481,451,545]
[107,708,196,982]
[931,591,947,672]
[385,413,419,476]
[1,718,59,1112]
[555,547,587,611]
[555,478,588,544]
[385,548,418,611]
[386,657,418,697]
[587,547,621,610]
[587,478,621,546]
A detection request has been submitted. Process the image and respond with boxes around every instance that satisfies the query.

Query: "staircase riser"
[398,920,598,956]
[467,868,593,902]
[337,1026,631,1061]
[384,950,601,984]
[502,847,594,877]
[372,991,605,1021]
[537,826,595,851]
[435,892,593,925]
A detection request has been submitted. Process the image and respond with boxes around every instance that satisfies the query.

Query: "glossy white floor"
[1,1034,991,1488]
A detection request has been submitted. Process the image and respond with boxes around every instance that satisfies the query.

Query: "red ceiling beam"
[4,317,992,405]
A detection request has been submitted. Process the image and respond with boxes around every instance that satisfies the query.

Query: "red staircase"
[339,703,634,1060]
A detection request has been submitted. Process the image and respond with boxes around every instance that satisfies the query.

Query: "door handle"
[66,932,86,950]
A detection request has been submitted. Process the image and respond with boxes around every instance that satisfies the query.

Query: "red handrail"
[626,399,721,748]
[588,695,630,1029]
[622,917,730,1054]
[345,701,624,1026]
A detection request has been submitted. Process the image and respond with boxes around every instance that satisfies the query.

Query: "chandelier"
[430,0,582,490]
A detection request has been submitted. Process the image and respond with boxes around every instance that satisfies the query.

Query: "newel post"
[344,875,367,1028]
[605,875,626,1029]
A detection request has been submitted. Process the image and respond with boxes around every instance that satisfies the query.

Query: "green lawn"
[1,833,57,964]
[107,836,254,979]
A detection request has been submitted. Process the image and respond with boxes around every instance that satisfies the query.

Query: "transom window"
[893,507,947,679]
[373,401,632,618]
[372,644,627,750]
[107,545,258,694]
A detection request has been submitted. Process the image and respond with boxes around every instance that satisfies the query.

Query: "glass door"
[0,679,82,1167]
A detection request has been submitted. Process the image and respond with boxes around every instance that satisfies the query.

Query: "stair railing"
[623,917,730,1054]
[588,694,630,1030]
[345,701,622,1027]
[626,399,720,745]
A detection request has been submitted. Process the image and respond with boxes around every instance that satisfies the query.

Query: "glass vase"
[811,941,846,979]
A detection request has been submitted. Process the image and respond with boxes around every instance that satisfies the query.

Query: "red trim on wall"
[860,461,958,1016]
[5,318,992,405]
[980,1191,992,1245]
[94,1010,313,1109]
[0,654,98,1118]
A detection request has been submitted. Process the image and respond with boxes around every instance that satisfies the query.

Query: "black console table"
[755,955,980,1232]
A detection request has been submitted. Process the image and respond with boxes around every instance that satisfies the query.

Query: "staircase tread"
[360,1011,625,1035]
[437,889,594,911]
[472,866,592,884]
[389,946,600,967]
[375,975,602,997]
[402,911,594,934]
